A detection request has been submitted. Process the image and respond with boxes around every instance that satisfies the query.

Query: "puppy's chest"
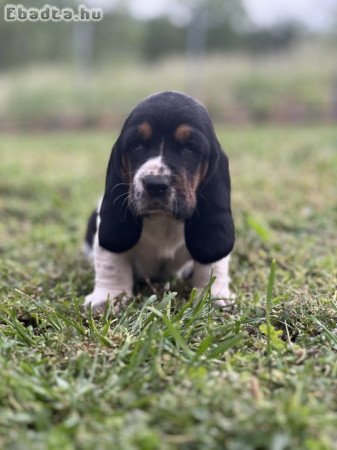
[130,215,187,279]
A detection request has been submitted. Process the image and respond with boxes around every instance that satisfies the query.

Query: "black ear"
[98,139,142,253]
[185,141,235,264]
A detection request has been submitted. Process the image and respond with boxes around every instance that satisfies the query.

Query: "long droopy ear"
[185,140,235,264]
[98,138,142,253]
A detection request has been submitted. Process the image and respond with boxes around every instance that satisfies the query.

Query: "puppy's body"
[85,212,231,309]
[131,215,188,281]
[84,91,234,310]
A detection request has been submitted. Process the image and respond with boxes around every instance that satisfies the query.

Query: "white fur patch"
[193,256,233,307]
[82,242,93,262]
[130,215,189,280]
[133,156,171,197]
[84,231,133,310]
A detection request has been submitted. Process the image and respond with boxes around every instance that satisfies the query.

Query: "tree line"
[0,0,307,69]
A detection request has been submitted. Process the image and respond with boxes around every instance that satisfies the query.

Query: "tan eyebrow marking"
[174,124,192,143]
[138,121,152,140]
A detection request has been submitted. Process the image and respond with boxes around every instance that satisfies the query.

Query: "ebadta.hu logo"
[3,3,103,22]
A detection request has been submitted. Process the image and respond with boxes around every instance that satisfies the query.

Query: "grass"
[1,40,337,128]
[0,126,337,449]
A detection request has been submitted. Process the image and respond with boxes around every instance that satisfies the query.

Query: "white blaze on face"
[133,156,172,197]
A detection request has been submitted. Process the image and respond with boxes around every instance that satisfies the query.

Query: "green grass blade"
[209,334,243,359]
[266,259,276,356]
[309,316,337,346]
[194,334,214,360]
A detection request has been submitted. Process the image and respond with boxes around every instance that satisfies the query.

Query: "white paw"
[176,261,194,279]
[212,290,236,308]
[84,288,129,312]
[194,284,235,308]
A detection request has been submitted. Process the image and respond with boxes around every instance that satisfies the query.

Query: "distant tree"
[0,0,309,70]
[173,0,248,55]
[0,0,75,68]
[94,12,145,62]
[243,22,302,53]
[141,18,185,61]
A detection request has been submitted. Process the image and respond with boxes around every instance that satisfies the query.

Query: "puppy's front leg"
[192,255,233,307]
[84,234,133,310]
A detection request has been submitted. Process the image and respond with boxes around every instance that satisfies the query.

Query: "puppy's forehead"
[137,120,193,141]
[129,92,211,132]
[133,117,195,143]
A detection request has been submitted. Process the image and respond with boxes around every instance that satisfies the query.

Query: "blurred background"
[0,0,337,131]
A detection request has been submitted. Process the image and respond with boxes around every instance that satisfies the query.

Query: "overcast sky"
[88,0,337,31]
[242,0,337,30]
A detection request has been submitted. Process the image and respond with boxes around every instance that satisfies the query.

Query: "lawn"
[1,41,337,128]
[0,126,336,449]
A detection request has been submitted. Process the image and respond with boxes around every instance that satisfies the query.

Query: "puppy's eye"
[130,142,144,153]
[183,146,193,153]
[182,145,197,156]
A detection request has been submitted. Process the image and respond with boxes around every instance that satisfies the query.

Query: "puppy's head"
[99,91,234,264]
[119,94,213,219]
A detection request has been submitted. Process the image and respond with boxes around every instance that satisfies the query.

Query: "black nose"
[143,175,170,197]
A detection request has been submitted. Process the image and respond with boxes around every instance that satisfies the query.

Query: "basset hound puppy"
[84,91,235,311]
